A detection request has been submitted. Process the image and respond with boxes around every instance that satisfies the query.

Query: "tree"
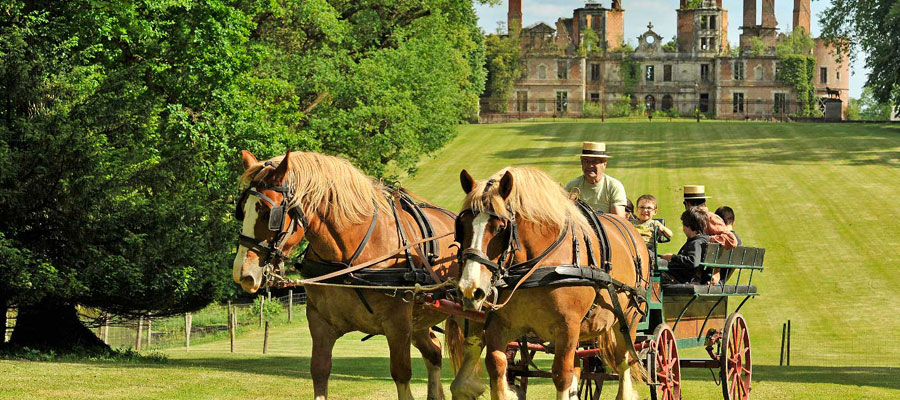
[820,0,900,115]
[482,33,521,113]
[856,86,893,120]
[0,0,485,351]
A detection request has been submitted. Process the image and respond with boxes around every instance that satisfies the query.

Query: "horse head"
[455,169,516,310]
[233,150,308,293]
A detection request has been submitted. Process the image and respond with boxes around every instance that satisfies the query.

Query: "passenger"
[565,142,628,218]
[659,207,710,284]
[682,185,737,250]
[715,206,742,246]
[631,194,673,246]
[624,198,635,220]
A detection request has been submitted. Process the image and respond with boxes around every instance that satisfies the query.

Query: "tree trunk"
[9,298,108,352]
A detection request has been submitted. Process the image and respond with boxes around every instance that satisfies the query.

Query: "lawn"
[2,119,899,399]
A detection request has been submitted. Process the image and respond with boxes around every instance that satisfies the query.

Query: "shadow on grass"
[682,365,900,390]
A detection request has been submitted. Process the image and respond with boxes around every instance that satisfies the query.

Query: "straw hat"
[580,142,611,158]
[683,185,710,200]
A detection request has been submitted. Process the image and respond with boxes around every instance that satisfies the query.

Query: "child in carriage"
[631,194,673,249]
[659,207,710,284]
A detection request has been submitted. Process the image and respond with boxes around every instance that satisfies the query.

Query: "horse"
[232,150,482,400]
[454,167,650,400]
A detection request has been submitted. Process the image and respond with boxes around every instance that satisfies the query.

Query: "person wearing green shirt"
[565,141,628,218]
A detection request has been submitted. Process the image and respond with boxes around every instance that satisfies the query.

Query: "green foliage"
[483,33,521,113]
[748,37,768,57]
[683,0,703,9]
[776,27,815,57]
[855,86,894,120]
[578,28,601,56]
[662,36,678,53]
[0,345,167,363]
[607,95,633,117]
[845,98,861,120]
[0,0,486,341]
[820,0,900,112]
[777,30,818,117]
[618,45,639,95]
[582,101,604,118]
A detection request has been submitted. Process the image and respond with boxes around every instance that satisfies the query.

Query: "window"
[590,93,600,103]
[558,60,568,80]
[774,64,780,80]
[754,66,763,81]
[701,16,709,30]
[701,64,710,81]
[733,93,745,113]
[664,65,673,82]
[556,91,568,112]
[645,65,655,82]
[537,65,547,79]
[774,93,786,114]
[710,15,716,29]
[645,95,656,111]
[662,95,674,111]
[591,63,600,81]
[836,70,841,81]
[700,38,709,51]
[516,91,528,112]
[820,67,827,84]
[733,61,745,80]
[699,93,709,112]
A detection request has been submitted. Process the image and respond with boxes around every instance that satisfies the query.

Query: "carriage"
[479,225,766,400]
[234,151,765,400]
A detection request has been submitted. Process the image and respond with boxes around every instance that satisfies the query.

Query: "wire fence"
[776,320,899,368]
[82,290,307,351]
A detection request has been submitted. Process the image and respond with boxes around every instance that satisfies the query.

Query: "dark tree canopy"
[820,0,900,113]
[0,0,484,350]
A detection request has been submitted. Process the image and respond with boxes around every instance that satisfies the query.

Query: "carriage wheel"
[720,313,751,400]
[577,355,605,400]
[650,324,681,400]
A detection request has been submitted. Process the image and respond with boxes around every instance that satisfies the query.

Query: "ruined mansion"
[497,0,849,120]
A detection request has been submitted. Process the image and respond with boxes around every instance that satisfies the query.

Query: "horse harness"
[456,195,649,369]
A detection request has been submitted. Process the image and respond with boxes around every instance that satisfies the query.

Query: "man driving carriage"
[565,141,628,218]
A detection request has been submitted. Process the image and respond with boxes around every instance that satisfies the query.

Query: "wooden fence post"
[228,301,235,353]
[263,321,270,354]
[258,296,264,328]
[135,316,144,351]
[288,289,293,323]
[146,318,152,349]
[787,319,791,366]
[185,312,192,352]
[779,322,786,366]
[102,316,109,345]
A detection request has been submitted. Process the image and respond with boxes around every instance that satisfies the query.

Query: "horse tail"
[444,317,466,372]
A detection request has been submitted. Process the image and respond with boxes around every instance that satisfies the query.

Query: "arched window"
[645,95,656,111]
[662,95,674,111]
[537,64,547,80]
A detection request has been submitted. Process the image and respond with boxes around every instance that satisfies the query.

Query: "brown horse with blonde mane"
[232,150,480,400]
[455,167,650,400]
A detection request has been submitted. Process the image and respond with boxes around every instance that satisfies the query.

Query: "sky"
[474,0,868,98]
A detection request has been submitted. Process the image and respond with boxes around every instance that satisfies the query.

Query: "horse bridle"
[235,178,309,274]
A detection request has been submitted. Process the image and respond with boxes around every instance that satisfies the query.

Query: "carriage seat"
[660,283,758,296]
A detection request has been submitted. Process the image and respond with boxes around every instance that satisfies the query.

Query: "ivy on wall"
[618,44,639,96]
[776,28,818,116]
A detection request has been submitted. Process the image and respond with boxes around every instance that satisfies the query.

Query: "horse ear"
[240,150,258,170]
[460,169,475,194]
[270,149,292,184]
[499,170,514,200]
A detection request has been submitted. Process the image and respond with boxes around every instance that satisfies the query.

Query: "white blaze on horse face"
[459,213,491,301]
[232,195,261,285]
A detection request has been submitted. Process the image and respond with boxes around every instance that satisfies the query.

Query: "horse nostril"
[473,288,486,302]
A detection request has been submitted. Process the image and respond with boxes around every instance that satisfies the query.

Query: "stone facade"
[501,0,850,120]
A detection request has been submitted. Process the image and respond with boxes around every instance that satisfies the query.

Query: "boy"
[715,206,742,246]
[631,194,673,246]
[659,207,710,284]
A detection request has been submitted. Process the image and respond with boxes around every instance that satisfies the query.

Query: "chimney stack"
[508,0,523,35]
[742,0,756,27]
[762,0,777,27]
[793,0,810,33]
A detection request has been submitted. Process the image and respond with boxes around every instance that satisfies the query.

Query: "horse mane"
[462,167,591,234]
[240,152,390,229]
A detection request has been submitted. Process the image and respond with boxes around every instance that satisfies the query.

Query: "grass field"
[2,119,900,399]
